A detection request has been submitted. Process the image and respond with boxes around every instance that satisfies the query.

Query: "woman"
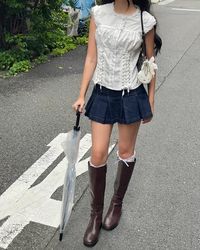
[72,0,162,247]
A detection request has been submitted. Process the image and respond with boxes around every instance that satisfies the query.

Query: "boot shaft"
[113,159,136,203]
[88,162,107,210]
[83,162,107,247]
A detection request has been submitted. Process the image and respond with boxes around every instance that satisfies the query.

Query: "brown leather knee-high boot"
[102,159,136,231]
[83,161,107,247]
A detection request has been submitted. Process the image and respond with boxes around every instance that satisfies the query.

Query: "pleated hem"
[84,84,153,125]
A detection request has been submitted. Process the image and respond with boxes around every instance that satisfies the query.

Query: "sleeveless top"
[90,3,157,93]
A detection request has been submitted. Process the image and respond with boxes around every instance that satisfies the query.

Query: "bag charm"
[138,56,158,84]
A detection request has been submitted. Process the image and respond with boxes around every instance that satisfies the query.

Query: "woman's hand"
[72,97,85,113]
[142,116,152,124]
[149,97,154,114]
[142,97,154,124]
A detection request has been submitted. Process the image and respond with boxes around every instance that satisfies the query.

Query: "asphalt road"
[0,0,200,249]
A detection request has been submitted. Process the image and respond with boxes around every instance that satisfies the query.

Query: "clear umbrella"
[59,110,81,241]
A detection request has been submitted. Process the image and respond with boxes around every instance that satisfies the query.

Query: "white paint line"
[172,8,200,12]
[29,199,61,227]
[0,214,29,249]
[158,0,175,6]
[47,133,67,147]
[0,133,66,209]
[0,134,92,219]
[0,133,91,248]
[0,132,117,249]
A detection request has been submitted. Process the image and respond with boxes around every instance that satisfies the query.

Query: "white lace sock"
[89,160,107,168]
[116,150,136,167]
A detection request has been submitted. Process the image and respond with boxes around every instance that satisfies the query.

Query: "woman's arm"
[72,15,97,112]
[145,28,156,113]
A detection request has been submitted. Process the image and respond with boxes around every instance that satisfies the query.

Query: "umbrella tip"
[59,233,63,241]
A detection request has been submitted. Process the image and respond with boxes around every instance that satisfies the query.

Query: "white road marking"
[0,133,117,249]
[0,214,29,249]
[0,133,66,210]
[158,0,175,6]
[172,8,200,12]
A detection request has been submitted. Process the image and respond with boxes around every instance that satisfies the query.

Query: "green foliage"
[7,60,31,76]
[51,34,88,55]
[51,48,69,56]
[4,0,25,10]
[5,33,30,60]
[95,0,102,5]
[33,55,48,65]
[0,51,15,70]
[0,0,89,76]
[74,36,88,45]
[51,44,76,56]
[50,34,77,55]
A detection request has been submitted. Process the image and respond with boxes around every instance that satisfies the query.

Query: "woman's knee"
[118,145,134,159]
[91,150,108,166]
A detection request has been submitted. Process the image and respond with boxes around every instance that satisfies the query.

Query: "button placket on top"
[122,53,131,96]
[119,17,127,96]
[111,18,125,89]
[120,17,132,97]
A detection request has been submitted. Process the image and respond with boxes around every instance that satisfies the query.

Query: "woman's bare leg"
[90,121,113,167]
[117,121,141,159]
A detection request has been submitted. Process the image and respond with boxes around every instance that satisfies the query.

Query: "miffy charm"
[137,56,158,84]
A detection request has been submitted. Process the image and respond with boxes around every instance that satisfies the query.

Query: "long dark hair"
[101,0,162,55]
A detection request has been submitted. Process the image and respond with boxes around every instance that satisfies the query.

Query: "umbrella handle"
[74,107,81,131]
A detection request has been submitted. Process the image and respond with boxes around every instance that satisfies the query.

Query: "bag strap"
[140,10,147,57]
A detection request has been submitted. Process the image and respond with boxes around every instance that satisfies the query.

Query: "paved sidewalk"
[45,3,200,250]
[46,33,200,249]
[1,1,200,249]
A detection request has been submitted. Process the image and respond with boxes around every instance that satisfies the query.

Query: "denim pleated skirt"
[84,83,153,124]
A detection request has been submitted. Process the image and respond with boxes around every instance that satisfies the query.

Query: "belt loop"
[100,84,102,93]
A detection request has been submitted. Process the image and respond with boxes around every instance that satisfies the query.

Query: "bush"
[33,55,48,65]
[0,51,16,70]
[7,60,31,76]
[74,36,88,45]
[50,35,77,56]
[0,1,89,77]
[5,34,30,58]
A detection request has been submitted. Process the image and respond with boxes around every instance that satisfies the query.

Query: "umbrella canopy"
[59,110,81,241]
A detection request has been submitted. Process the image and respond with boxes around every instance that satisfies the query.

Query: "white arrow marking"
[0,133,117,249]
[0,214,29,249]
[172,8,200,12]
[0,133,66,211]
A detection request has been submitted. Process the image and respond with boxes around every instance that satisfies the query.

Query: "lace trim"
[116,150,136,167]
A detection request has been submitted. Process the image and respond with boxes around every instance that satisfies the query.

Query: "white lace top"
[90,2,156,92]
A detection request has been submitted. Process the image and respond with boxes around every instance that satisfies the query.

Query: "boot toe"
[102,208,122,230]
[83,238,98,247]
[83,232,99,247]
[102,220,118,231]
[83,222,102,247]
